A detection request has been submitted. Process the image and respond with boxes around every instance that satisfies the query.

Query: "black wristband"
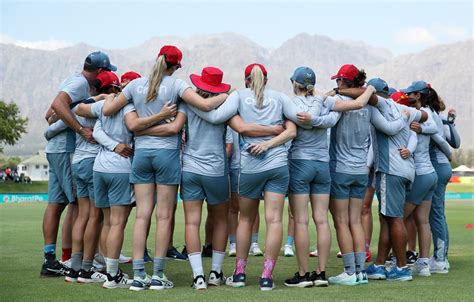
[333,88,339,94]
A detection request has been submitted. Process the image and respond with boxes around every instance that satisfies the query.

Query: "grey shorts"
[239,166,289,199]
[47,153,76,204]
[289,159,331,195]
[93,171,132,208]
[330,171,368,200]
[376,172,412,218]
[180,171,230,205]
[72,158,95,200]
[406,172,438,206]
[229,168,239,193]
[130,148,181,185]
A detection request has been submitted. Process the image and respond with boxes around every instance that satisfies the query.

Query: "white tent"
[452,165,474,173]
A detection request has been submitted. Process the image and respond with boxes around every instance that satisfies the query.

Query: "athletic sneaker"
[77,269,107,283]
[208,270,226,286]
[228,243,237,257]
[192,275,207,290]
[202,244,213,258]
[144,249,154,263]
[283,244,294,257]
[181,246,188,258]
[309,249,318,257]
[225,273,246,288]
[406,251,418,266]
[150,274,174,290]
[284,272,313,288]
[119,253,132,264]
[40,259,69,277]
[65,268,79,282]
[166,246,188,261]
[129,274,151,291]
[356,271,369,285]
[310,271,328,287]
[102,269,133,289]
[249,243,264,256]
[259,277,275,291]
[328,271,357,286]
[60,259,71,268]
[366,263,387,280]
[336,251,342,258]
[365,250,372,263]
[412,259,431,277]
[429,258,449,274]
[386,266,412,281]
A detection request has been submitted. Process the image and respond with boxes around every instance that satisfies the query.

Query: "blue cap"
[84,51,117,71]
[387,87,397,95]
[290,67,316,88]
[367,78,389,94]
[401,80,430,94]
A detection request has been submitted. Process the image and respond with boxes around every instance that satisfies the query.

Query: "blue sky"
[1,0,472,55]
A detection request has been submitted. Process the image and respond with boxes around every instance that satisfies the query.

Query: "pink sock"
[235,257,247,275]
[261,258,276,279]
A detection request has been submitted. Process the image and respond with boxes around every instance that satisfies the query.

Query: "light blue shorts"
[47,153,76,204]
[130,149,181,185]
[330,172,368,199]
[376,172,412,218]
[72,157,95,200]
[180,171,230,205]
[289,159,331,195]
[229,168,239,193]
[406,172,438,206]
[93,171,132,208]
[239,166,289,199]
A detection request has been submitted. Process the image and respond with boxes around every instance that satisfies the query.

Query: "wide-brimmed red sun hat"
[190,67,231,94]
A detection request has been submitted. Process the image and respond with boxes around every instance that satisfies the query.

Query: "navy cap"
[290,67,316,88]
[401,80,430,94]
[387,87,397,95]
[84,51,117,71]
[367,78,389,94]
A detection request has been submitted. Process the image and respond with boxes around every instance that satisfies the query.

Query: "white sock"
[211,250,225,273]
[188,252,204,278]
[106,258,119,276]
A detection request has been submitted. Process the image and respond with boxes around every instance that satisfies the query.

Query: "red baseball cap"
[245,63,267,78]
[96,71,120,89]
[390,91,414,107]
[331,64,359,81]
[121,71,141,83]
[158,45,182,67]
[190,67,231,94]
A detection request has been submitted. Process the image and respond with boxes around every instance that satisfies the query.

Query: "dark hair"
[196,88,217,98]
[420,87,441,113]
[83,63,99,72]
[342,69,367,88]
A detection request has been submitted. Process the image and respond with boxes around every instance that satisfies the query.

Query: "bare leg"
[71,198,91,256]
[184,201,204,254]
[361,187,375,251]
[209,202,230,252]
[311,194,330,273]
[406,215,417,252]
[289,194,309,275]
[386,216,407,267]
[374,215,390,265]
[43,203,66,250]
[330,198,352,253]
[83,204,103,262]
[154,185,178,258]
[263,192,285,260]
[414,202,432,258]
[235,197,259,260]
[61,203,78,256]
[107,205,132,259]
[100,208,111,258]
[132,184,155,260]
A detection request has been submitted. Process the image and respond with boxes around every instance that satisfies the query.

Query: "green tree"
[0,100,28,153]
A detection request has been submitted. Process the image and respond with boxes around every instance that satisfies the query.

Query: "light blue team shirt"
[429,112,451,164]
[229,128,240,170]
[45,73,90,154]
[185,88,303,174]
[180,103,228,177]
[288,95,341,162]
[90,101,136,173]
[121,76,189,150]
[413,108,440,175]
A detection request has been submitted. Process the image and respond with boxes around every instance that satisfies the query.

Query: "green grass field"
[1,201,473,301]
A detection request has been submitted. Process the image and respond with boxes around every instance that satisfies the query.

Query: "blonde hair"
[249,66,266,108]
[292,81,314,97]
[146,55,168,102]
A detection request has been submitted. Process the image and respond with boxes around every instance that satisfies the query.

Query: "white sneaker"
[208,270,226,286]
[228,243,236,257]
[249,243,264,256]
[413,259,431,277]
[192,275,207,290]
[119,253,132,264]
[309,249,319,257]
[150,274,174,290]
[284,244,294,257]
[102,270,133,289]
[60,259,71,268]
[328,271,357,286]
[429,258,449,274]
[336,251,342,258]
[129,274,152,291]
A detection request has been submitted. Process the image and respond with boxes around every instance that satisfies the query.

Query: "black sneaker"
[144,248,154,263]
[208,270,225,286]
[166,246,188,261]
[259,277,274,291]
[406,251,418,266]
[310,271,328,287]
[40,259,68,277]
[225,273,246,288]
[65,268,79,282]
[284,272,313,288]
[202,244,212,258]
[77,269,107,283]
[181,246,188,258]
